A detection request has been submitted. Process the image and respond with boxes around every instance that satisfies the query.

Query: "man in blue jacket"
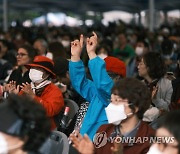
[69,32,114,140]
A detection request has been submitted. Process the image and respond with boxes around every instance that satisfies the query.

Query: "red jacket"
[94,121,155,154]
[20,83,64,129]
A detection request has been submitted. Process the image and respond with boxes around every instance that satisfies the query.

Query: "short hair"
[19,44,37,63]
[161,38,173,55]
[48,41,66,59]
[111,78,151,119]
[137,39,150,49]
[1,94,51,152]
[158,110,180,150]
[143,52,166,79]
[35,39,48,49]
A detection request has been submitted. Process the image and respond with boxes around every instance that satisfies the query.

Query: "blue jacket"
[69,56,113,140]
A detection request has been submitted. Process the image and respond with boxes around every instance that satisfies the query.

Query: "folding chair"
[39,131,69,154]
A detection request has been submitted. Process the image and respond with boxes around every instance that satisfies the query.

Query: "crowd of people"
[0,20,180,154]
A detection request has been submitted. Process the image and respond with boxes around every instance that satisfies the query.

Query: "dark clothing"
[8,67,31,85]
[2,51,17,66]
[0,59,12,80]
[95,121,155,154]
[169,78,180,110]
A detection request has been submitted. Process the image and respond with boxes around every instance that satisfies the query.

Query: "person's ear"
[134,107,139,114]
[66,71,69,79]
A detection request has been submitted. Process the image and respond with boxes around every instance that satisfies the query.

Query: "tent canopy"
[0,0,180,14]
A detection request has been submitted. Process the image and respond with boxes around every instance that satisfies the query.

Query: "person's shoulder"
[158,77,172,86]
[97,123,114,133]
[47,83,63,93]
[125,44,134,50]
[9,67,21,77]
[139,121,155,136]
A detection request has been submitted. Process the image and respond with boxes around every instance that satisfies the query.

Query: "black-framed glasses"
[16,53,28,57]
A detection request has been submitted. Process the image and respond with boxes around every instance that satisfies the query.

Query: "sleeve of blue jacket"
[88,56,114,105]
[69,57,113,105]
[69,60,95,103]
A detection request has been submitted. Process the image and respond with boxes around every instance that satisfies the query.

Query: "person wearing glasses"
[7,44,37,86]
[70,78,155,154]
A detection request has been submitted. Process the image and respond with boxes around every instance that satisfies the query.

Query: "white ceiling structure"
[0,0,180,14]
[0,0,180,31]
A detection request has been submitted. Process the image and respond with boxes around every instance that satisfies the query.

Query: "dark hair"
[137,39,150,49]
[143,52,166,79]
[158,110,180,150]
[54,57,69,78]
[112,78,151,119]
[48,41,66,59]
[6,94,51,152]
[0,39,9,49]
[19,44,37,63]
[96,43,112,56]
[161,38,173,55]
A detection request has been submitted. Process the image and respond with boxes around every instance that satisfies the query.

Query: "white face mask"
[0,133,8,154]
[61,40,70,48]
[105,103,132,125]
[98,53,108,59]
[0,133,24,154]
[29,68,44,84]
[147,144,163,154]
[135,47,144,56]
[158,36,164,42]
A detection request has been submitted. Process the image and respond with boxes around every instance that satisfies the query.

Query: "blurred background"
[0,0,180,30]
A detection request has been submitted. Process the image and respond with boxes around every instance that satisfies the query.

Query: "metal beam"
[149,0,154,32]
[3,0,8,32]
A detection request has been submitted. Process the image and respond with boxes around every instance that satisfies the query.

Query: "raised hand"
[71,34,84,62]
[86,32,98,59]
[69,133,94,154]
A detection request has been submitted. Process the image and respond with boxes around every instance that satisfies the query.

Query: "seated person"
[69,32,114,140]
[138,52,173,123]
[70,78,155,154]
[0,94,51,154]
[9,56,64,130]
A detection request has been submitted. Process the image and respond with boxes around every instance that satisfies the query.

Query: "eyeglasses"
[16,53,28,57]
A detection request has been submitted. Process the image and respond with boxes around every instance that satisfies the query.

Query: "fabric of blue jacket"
[69,56,114,140]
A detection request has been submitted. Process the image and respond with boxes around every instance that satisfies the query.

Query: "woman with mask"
[0,94,51,154]
[10,56,64,130]
[70,78,155,154]
[127,39,150,78]
[147,110,180,154]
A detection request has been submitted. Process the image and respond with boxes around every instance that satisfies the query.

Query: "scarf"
[31,80,51,96]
